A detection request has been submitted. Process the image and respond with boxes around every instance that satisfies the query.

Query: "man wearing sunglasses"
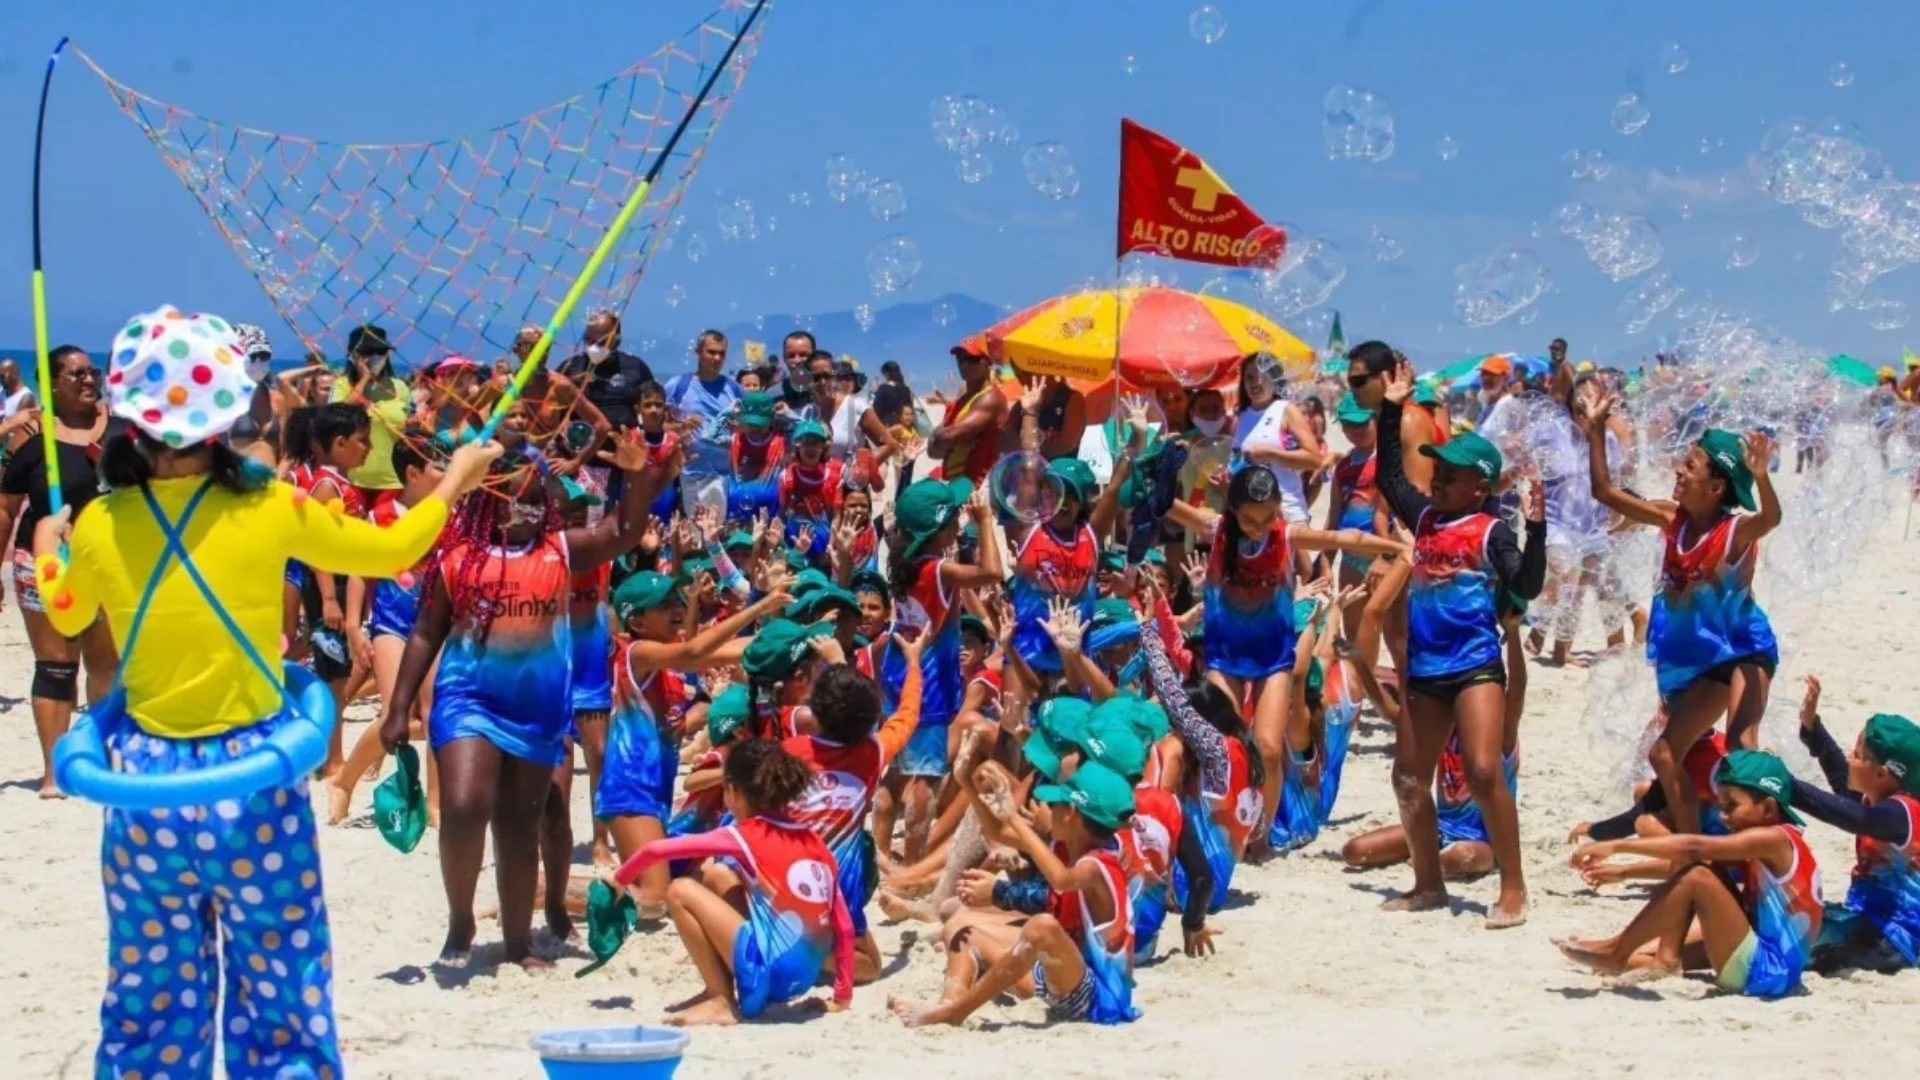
[1347,340,1444,496]
[926,336,1007,486]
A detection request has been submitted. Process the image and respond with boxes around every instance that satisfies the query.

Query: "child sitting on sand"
[603,738,854,1026]
[1559,750,1823,997]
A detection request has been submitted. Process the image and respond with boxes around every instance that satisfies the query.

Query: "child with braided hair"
[379,430,679,968]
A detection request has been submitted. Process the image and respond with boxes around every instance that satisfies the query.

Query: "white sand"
[3,454,1915,1079]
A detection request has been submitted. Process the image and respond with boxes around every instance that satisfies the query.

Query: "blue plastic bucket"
[530,1026,690,1080]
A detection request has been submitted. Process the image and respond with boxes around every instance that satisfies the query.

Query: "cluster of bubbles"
[865,233,922,294]
[1751,117,1920,324]
[1617,270,1685,334]
[1562,147,1615,181]
[1020,142,1081,199]
[853,302,876,333]
[1452,244,1552,327]
[1322,85,1396,162]
[1609,92,1651,135]
[1581,308,1913,790]
[930,94,1020,184]
[1557,205,1664,281]
[716,197,758,241]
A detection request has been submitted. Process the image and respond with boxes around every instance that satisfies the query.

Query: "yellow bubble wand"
[478,0,769,442]
[30,38,71,519]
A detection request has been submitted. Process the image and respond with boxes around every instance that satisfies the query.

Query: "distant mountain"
[721,294,1005,383]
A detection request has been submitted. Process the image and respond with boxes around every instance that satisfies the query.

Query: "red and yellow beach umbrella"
[978,285,1312,391]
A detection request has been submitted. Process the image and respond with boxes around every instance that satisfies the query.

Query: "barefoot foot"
[889,995,961,1028]
[325,781,351,825]
[664,997,738,1027]
[1554,937,1627,977]
[1485,897,1529,930]
[1381,889,1449,913]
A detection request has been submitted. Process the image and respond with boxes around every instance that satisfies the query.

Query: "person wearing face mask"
[330,324,413,495]
[558,311,655,433]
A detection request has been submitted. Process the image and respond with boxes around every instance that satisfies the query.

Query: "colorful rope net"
[72,0,770,368]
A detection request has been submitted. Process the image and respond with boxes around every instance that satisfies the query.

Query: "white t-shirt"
[1233,401,1312,525]
[800,392,872,462]
[2,386,35,420]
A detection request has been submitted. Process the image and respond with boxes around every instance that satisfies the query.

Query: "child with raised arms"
[1373,358,1546,927]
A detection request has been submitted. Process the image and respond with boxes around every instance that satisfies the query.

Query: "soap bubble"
[1829,60,1854,88]
[1120,247,1182,291]
[1123,54,1138,76]
[663,284,686,308]
[1562,148,1613,181]
[985,104,1020,147]
[1022,142,1081,199]
[932,300,957,327]
[1189,5,1227,44]
[854,303,876,333]
[1258,237,1347,316]
[1661,41,1689,74]
[866,234,922,294]
[1368,225,1404,263]
[1581,215,1664,280]
[789,190,812,207]
[1724,234,1758,269]
[717,198,756,241]
[990,451,1065,525]
[1517,307,1539,326]
[956,149,993,184]
[1618,271,1685,334]
[824,153,860,202]
[1610,92,1651,135]
[1179,435,1235,505]
[867,179,907,221]
[684,233,709,263]
[1453,244,1552,328]
[1322,85,1396,162]
[1867,299,1909,331]
[1554,201,1597,238]
[1436,135,1459,162]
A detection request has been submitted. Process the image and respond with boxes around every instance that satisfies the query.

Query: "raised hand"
[807,633,847,666]
[1383,359,1415,405]
[1183,551,1207,592]
[1041,596,1086,656]
[1798,674,1822,730]
[1743,429,1774,474]
[1523,471,1546,523]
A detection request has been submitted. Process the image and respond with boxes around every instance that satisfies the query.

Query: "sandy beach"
[2,450,1914,1080]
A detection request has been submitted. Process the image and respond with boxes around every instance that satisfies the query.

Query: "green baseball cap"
[895,478,975,561]
[707,684,751,744]
[558,476,604,507]
[737,390,777,427]
[575,879,640,978]
[1082,714,1150,779]
[724,530,756,552]
[1143,548,1166,566]
[793,419,831,443]
[1335,392,1375,426]
[1098,549,1126,573]
[1713,749,1804,825]
[1092,694,1170,745]
[1046,457,1096,504]
[742,618,833,681]
[611,571,680,624]
[960,612,992,644]
[1025,697,1094,781]
[1033,760,1136,830]
[1091,598,1136,631]
[786,583,860,623]
[1697,429,1757,511]
[850,569,889,597]
[1864,713,1920,795]
[790,568,835,598]
[1419,429,1503,486]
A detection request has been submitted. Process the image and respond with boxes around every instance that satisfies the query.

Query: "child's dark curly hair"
[421,456,559,645]
[808,663,882,744]
[722,737,816,812]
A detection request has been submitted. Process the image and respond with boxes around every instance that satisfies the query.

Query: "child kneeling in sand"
[1557,750,1823,997]
[891,759,1139,1027]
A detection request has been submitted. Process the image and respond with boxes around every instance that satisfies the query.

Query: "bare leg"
[575,710,613,864]
[328,635,407,823]
[1384,689,1453,912]
[901,775,935,867]
[1453,682,1526,927]
[1653,681,1731,836]
[494,752,561,968]
[1724,663,1772,751]
[540,745,576,942]
[433,737,503,962]
[661,877,747,1027]
[892,913,1081,1027]
[872,773,903,863]
[1559,864,1750,978]
[607,814,670,916]
[22,607,81,797]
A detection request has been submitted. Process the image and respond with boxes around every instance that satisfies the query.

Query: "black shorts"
[1700,653,1777,687]
[1406,658,1506,707]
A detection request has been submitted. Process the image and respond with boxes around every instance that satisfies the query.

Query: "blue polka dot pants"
[94,728,341,1080]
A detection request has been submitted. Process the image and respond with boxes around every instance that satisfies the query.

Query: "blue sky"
[3,0,1919,377]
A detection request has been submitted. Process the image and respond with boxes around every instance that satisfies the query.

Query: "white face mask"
[585,344,611,365]
[1193,415,1228,436]
[245,358,271,383]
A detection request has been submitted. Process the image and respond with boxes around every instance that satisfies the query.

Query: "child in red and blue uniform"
[726,390,785,522]
[1374,358,1546,928]
[1586,391,1781,836]
[379,433,674,968]
[891,760,1139,1027]
[606,739,855,1026]
[875,479,1004,867]
[597,570,792,914]
[1791,680,1920,971]
[782,633,924,983]
[559,477,616,860]
[1563,750,1823,997]
[778,419,844,562]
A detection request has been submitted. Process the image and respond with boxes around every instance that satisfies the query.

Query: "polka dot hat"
[106,306,259,448]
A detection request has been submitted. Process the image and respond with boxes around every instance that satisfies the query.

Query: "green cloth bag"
[576,879,641,978]
[373,744,428,854]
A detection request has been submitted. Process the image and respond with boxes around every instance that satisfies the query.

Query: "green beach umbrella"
[1826,354,1880,388]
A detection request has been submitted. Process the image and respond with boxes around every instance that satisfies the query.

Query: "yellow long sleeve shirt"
[42,476,449,738]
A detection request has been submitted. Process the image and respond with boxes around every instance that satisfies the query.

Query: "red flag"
[1117,118,1285,268]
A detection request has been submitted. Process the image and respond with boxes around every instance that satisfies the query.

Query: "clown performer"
[33,307,499,1079]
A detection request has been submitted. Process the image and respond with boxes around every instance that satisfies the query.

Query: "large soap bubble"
[990,451,1066,525]
[717,198,757,241]
[1257,238,1347,316]
[1829,61,1854,88]
[1610,93,1651,135]
[956,149,993,184]
[1581,215,1664,280]
[1661,41,1689,74]
[1618,271,1686,334]
[1724,234,1758,269]
[866,234,922,294]
[1322,85,1395,162]
[1369,226,1403,263]
[1022,142,1081,199]
[867,179,907,221]
[1190,5,1227,44]
[824,153,861,202]
[931,299,957,327]
[1453,245,1552,327]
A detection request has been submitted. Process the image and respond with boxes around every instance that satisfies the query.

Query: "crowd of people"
[11,307,1919,1075]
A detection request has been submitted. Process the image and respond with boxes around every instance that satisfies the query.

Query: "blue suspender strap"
[126,480,302,720]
